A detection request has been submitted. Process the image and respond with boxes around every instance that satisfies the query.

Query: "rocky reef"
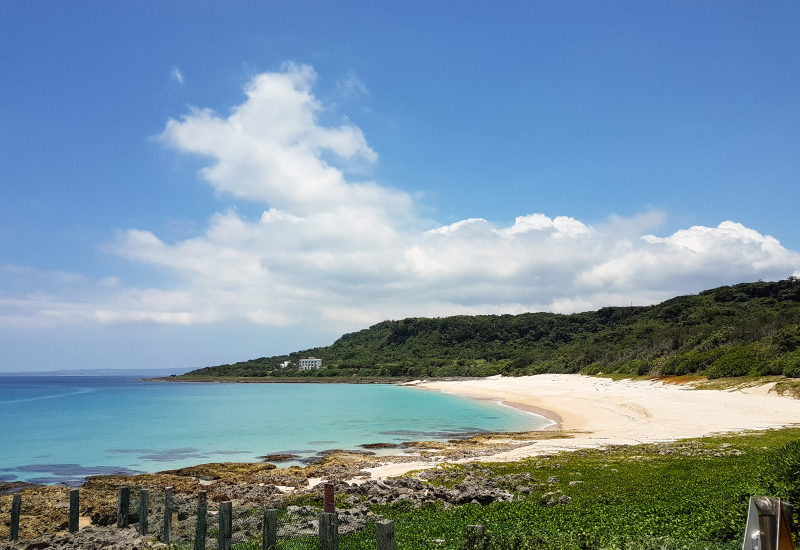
[0,430,573,548]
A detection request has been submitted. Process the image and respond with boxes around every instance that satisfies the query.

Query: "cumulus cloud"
[157,62,402,217]
[2,64,799,332]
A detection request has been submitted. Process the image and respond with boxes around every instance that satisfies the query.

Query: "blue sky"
[1,2,799,372]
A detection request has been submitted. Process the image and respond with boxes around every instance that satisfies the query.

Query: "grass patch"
[334,429,800,549]
[688,375,783,391]
[774,378,800,398]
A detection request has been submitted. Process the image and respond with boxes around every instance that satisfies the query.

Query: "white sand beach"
[363,375,800,479]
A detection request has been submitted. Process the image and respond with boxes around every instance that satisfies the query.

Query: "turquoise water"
[0,376,544,485]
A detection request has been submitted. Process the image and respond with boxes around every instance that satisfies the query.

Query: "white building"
[279,360,291,368]
[298,357,323,370]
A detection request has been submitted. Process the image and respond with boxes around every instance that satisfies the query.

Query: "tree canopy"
[182,278,800,380]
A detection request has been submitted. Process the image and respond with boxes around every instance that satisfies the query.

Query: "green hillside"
[182,278,800,380]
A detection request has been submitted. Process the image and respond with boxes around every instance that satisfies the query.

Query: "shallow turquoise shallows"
[0,376,545,485]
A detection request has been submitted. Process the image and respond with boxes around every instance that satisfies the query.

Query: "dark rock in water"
[359,442,400,449]
[259,453,301,462]
[317,449,376,457]
[380,429,484,439]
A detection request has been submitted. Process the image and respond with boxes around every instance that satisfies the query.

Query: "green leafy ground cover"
[333,428,800,549]
[182,279,800,381]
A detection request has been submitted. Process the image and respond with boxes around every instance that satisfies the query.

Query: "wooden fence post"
[194,491,207,550]
[219,501,233,550]
[324,483,335,513]
[138,489,149,535]
[262,508,277,550]
[117,486,130,528]
[377,520,396,550]
[68,489,79,534]
[319,512,339,550]
[465,524,487,550]
[162,486,174,544]
[10,494,21,541]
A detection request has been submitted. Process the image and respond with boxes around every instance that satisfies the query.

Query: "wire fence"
[274,505,325,550]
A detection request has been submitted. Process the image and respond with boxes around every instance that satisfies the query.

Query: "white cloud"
[579,221,798,290]
[2,64,799,333]
[500,213,591,238]
[157,62,400,218]
[170,66,184,84]
[336,71,369,98]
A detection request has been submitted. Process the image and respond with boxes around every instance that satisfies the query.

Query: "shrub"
[603,359,652,376]
[771,351,800,378]
[774,325,800,354]
[705,343,770,379]
[582,363,602,375]
[528,359,570,375]
[630,359,652,376]
[664,348,725,376]
[696,327,734,351]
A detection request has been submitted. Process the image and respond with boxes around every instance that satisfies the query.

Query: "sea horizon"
[0,368,191,377]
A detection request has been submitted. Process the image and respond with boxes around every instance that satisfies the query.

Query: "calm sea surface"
[0,376,544,485]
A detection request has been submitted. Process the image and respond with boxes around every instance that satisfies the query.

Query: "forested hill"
[182,279,800,380]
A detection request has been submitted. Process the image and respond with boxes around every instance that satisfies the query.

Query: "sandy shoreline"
[362,374,800,479]
[419,374,800,438]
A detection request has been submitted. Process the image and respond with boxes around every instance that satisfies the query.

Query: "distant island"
[178,278,800,381]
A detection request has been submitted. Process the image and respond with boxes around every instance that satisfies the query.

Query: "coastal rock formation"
[0,525,155,550]
[0,432,575,543]
[258,453,300,462]
[299,474,516,508]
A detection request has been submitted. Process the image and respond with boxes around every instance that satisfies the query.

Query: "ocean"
[0,376,544,485]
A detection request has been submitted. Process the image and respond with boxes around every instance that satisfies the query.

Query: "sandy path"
[361,375,800,479]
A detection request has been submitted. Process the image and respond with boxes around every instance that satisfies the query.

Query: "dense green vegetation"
[183,278,800,380]
[333,429,800,549]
